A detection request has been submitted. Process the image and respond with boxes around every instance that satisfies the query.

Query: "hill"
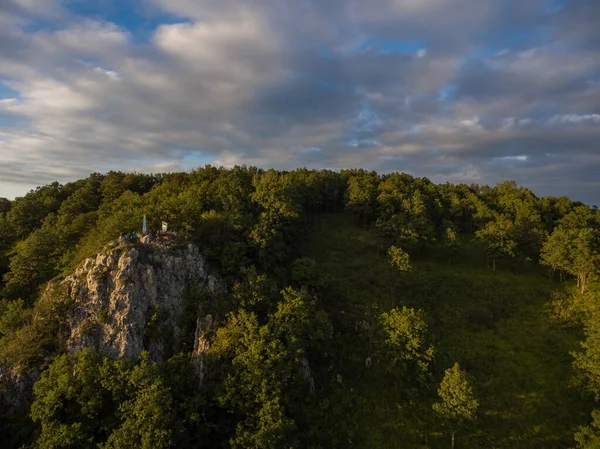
[0,167,599,448]
[304,213,589,447]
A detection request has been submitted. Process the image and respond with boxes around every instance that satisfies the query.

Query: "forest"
[0,166,599,448]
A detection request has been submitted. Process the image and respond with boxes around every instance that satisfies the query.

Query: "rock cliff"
[64,236,220,362]
[1,236,219,411]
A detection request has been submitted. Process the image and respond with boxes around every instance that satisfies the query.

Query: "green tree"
[573,317,600,396]
[344,169,379,226]
[475,214,516,271]
[96,191,145,241]
[0,298,30,337]
[542,226,600,293]
[30,350,175,449]
[379,307,434,377]
[7,182,65,238]
[30,349,107,448]
[250,170,303,271]
[388,246,411,272]
[444,226,460,263]
[0,213,17,281]
[100,355,174,449]
[231,266,279,313]
[291,257,321,289]
[211,288,331,448]
[541,227,572,281]
[493,180,546,259]
[575,409,600,449]
[433,363,478,449]
[571,229,600,294]
[387,246,411,306]
[3,224,61,301]
[376,173,437,247]
[211,310,296,448]
[0,282,71,374]
[0,197,11,214]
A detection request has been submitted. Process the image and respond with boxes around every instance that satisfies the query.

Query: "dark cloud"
[0,0,599,204]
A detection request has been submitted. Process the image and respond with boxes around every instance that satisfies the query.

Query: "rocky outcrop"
[191,314,214,388]
[0,365,38,410]
[63,236,220,362]
[0,237,220,412]
[300,355,316,394]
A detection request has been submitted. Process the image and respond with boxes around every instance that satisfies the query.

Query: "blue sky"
[1,0,599,204]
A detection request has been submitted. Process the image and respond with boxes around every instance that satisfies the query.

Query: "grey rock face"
[1,238,220,411]
[64,238,219,362]
[300,355,315,394]
[191,314,214,388]
[0,365,38,410]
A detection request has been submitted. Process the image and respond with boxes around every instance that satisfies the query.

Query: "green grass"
[304,213,591,448]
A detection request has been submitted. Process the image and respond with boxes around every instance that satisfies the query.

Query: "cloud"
[0,0,599,205]
[549,114,600,125]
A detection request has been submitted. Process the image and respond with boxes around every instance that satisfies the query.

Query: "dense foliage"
[0,167,599,447]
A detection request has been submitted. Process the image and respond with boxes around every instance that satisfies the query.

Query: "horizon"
[1,166,598,208]
[1,0,599,204]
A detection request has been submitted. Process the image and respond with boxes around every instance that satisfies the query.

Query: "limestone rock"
[191,314,214,388]
[63,238,218,362]
[300,355,316,394]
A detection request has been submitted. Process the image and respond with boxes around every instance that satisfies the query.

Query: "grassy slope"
[304,213,591,448]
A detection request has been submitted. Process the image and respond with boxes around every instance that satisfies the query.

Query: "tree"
[493,180,546,259]
[433,363,478,449]
[0,213,17,280]
[7,182,65,238]
[387,246,411,306]
[344,169,379,226]
[379,307,434,379]
[475,214,516,271]
[30,350,175,449]
[211,310,296,448]
[388,246,411,272]
[211,288,331,448]
[96,190,145,241]
[100,355,174,449]
[571,229,600,294]
[376,174,437,248]
[575,409,600,449]
[541,227,572,281]
[250,171,303,271]
[444,226,460,264]
[30,350,108,448]
[542,225,600,293]
[291,257,321,289]
[231,266,279,314]
[572,318,600,397]
[0,298,30,338]
[0,197,11,214]
[2,224,61,301]
[0,282,71,374]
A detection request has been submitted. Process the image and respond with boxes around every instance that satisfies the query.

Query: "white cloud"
[93,67,122,81]
[0,0,599,205]
[495,155,528,161]
[154,13,283,86]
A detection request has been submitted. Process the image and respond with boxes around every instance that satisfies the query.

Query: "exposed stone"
[0,365,38,410]
[191,314,214,388]
[300,355,316,394]
[1,238,221,412]
[63,239,219,362]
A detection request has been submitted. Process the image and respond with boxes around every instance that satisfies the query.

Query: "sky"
[0,0,599,204]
